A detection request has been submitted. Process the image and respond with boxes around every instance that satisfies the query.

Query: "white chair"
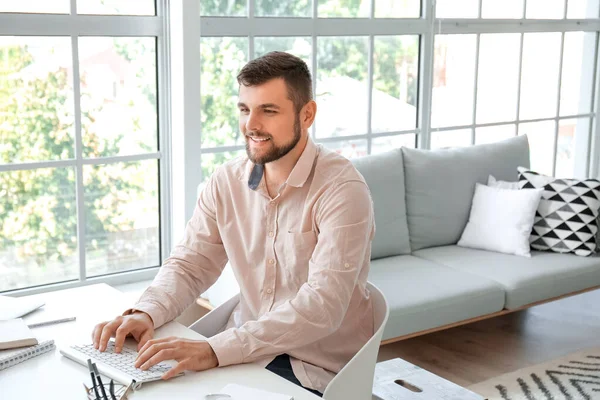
[189,282,390,400]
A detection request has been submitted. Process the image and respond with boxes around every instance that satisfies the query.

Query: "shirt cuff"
[122,302,165,329]
[206,328,245,367]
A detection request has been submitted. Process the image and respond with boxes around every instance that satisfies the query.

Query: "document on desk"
[220,383,293,400]
[0,294,45,320]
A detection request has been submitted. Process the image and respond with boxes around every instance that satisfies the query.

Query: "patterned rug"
[468,348,600,400]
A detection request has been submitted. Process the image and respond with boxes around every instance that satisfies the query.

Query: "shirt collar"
[244,136,318,190]
[285,136,318,188]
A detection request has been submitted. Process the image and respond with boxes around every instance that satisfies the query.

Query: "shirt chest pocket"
[280,231,317,282]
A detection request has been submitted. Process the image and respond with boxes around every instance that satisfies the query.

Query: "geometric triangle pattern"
[518,167,600,257]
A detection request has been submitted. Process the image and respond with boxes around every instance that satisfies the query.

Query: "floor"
[377,288,600,388]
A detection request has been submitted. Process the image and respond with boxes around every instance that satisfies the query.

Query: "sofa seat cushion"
[413,245,600,309]
[368,255,505,340]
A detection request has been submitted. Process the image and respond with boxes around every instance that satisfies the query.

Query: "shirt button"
[266,288,273,294]
[269,259,275,264]
[344,262,351,269]
[268,231,274,237]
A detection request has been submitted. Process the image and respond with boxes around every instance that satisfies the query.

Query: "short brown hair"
[237,51,313,113]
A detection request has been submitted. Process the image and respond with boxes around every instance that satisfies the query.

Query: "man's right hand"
[92,312,155,353]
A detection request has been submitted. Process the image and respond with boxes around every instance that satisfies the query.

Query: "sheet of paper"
[221,383,293,400]
[0,295,45,320]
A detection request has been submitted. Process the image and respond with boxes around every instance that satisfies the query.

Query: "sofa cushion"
[368,255,505,340]
[518,167,600,257]
[352,149,411,258]
[413,245,600,309]
[402,135,530,251]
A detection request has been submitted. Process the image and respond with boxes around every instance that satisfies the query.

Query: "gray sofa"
[352,135,600,342]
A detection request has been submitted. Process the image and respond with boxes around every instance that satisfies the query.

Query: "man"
[92,51,375,397]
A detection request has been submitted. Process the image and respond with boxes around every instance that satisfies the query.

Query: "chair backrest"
[189,282,390,400]
[189,293,240,338]
[323,282,390,400]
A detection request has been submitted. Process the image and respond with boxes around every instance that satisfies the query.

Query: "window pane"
[79,37,157,158]
[475,124,516,145]
[520,33,562,120]
[375,0,420,18]
[436,0,479,18]
[317,37,369,138]
[0,0,68,13]
[201,0,245,16]
[371,134,416,154]
[567,0,600,18]
[0,167,77,291]
[431,129,472,149]
[0,37,74,164]
[85,160,159,277]
[256,0,310,16]
[560,32,596,116]
[201,150,245,184]
[372,36,419,133]
[77,0,155,15]
[321,139,368,159]
[319,0,369,17]
[254,37,311,72]
[432,35,476,128]
[476,34,521,124]
[526,0,565,19]
[482,0,524,18]
[556,118,591,179]
[519,121,556,176]
[201,37,248,148]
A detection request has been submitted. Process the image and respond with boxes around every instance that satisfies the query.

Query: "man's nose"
[245,111,262,132]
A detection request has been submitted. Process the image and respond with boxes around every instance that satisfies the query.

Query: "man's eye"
[239,108,249,113]
[265,110,276,114]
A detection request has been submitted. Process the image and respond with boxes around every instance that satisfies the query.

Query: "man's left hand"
[134,336,219,379]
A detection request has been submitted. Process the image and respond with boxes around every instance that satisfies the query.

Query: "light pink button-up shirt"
[132,137,375,393]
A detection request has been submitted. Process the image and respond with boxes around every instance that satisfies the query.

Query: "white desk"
[0,284,321,399]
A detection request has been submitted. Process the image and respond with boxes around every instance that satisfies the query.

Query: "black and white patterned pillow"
[518,167,600,257]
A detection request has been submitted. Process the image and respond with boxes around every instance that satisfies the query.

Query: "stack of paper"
[220,383,293,400]
[0,319,38,350]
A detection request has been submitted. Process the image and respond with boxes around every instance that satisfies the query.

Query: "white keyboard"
[59,341,184,390]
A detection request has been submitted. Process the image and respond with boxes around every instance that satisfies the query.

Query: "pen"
[87,359,101,400]
[27,316,76,328]
[109,379,117,400]
[92,362,109,400]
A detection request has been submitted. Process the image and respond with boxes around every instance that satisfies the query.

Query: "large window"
[198,0,600,185]
[0,1,167,292]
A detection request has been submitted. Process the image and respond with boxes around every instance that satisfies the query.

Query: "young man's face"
[238,78,302,165]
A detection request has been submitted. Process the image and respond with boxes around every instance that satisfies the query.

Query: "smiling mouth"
[248,136,270,143]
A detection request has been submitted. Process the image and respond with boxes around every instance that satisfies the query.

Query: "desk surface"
[0,284,321,399]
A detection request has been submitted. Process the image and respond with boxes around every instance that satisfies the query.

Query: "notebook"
[0,340,55,371]
[0,295,45,320]
[0,319,38,350]
[220,383,293,400]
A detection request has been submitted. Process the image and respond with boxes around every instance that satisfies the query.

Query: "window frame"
[0,0,171,295]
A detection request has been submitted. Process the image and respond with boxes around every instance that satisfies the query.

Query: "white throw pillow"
[458,183,543,257]
[488,175,519,190]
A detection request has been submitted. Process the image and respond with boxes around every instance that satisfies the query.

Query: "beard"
[245,114,302,165]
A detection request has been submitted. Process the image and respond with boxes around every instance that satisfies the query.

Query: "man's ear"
[301,100,317,129]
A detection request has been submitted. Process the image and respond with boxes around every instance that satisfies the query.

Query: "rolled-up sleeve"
[206,179,374,366]
[129,173,229,329]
